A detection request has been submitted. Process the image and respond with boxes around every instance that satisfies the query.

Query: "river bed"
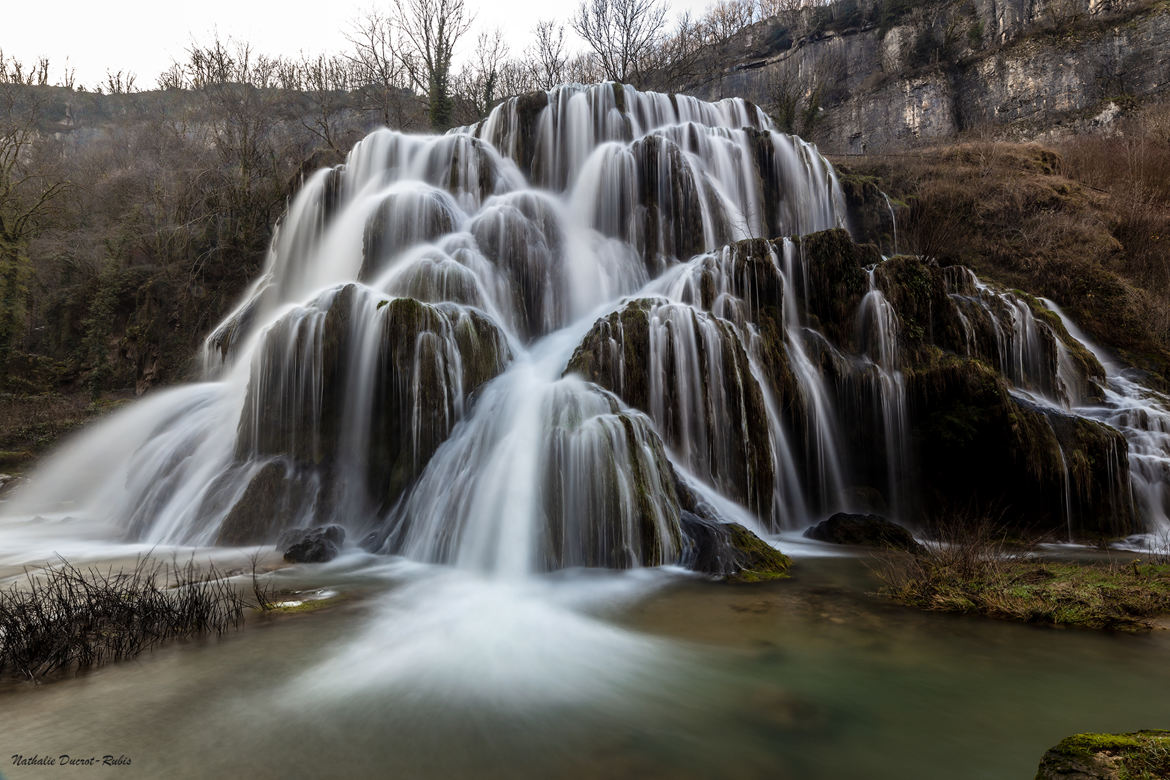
[2,545,1167,779]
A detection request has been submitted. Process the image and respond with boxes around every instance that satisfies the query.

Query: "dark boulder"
[1036,731,1170,779]
[803,512,924,554]
[907,355,1136,540]
[278,525,346,563]
[680,512,792,582]
[566,298,777,524]
[216,461,295,546]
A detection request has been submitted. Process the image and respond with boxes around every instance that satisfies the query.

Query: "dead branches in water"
[0,555,245,682]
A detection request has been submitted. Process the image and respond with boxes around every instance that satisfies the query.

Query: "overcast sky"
[5,0,714,89]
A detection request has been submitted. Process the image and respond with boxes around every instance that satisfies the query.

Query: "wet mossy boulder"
[361,188,459,279]
[906,356,1135,540]
[473,89,550,180]
[1047,413,1135,539]
[875,255,969,360]
[680,512,792,583]
[1035,730,1170,780]
[534,390,688,570]
[468,194,564,340]
[631,134,722,270]
[566,297,777,523]
[791,229,875,350]
[365,297,512,510]
[804,512,924,554]
[835,165,899,254]
[216,461,298,546]
[279,525,346,563]
[234,286,512,518]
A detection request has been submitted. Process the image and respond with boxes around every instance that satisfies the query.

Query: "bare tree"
[758,0,814,16]
[0,84,66,361]
[59,60,76,90]
[456,29,509,118]
[104,70,137,95]
[0,51,50,86]
[157,63,186,91]
[393,0,474,128]
[571,0,667,84]
[526,20,569,91]
[299,53,357,152]
[645,11,708,90]
[704,0,759,43]
[346,10,416,128]
[565,52,604,85]
[497,59,537,100]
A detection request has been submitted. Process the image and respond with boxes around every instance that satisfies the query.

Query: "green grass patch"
[875,544,1170,631]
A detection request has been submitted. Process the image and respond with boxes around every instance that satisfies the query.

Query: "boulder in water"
[278,525,346,563]
[680,512,792,583]
[1036,731,1170,779]
[216,461,294,546]
[803,513,924,554]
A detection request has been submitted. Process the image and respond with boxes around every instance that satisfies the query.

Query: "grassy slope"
[833,117,1170,386]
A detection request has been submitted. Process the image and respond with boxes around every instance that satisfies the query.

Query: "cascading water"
[3,84,846,574]
[1041,299,1170,541]
[4,81,1169,575]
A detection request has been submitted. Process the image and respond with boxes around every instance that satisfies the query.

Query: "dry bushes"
[0,556,245,682]
[873,519,1170,630]
[1059,100,1170,305]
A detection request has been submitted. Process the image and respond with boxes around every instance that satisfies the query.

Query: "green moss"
[880,556,1170,631]
[0,449,33,469]
[1038,730,1170,780]
[725,524,792,583]
[258,592,344,615]
[610,82,626,114]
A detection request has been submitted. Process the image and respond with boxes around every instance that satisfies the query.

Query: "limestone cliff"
[680,0,1170,151]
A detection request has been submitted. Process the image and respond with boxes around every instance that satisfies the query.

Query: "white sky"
[5,0,714,89]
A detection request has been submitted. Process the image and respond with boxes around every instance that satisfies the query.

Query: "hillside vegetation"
[835,98,1170,384]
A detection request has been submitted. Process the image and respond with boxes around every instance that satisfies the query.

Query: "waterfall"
[4,81,1168,570]
[1041,300,1170,538]
[856,268,909,518]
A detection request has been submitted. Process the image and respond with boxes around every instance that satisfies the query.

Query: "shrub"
[0,555,245,682]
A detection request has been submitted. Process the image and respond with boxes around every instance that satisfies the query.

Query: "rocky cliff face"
[681,0,1170,152]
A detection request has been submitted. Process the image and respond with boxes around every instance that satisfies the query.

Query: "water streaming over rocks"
[5,82,1170,574]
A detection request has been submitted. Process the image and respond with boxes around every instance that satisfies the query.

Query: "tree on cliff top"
[572,0,668,85]
[394,0,475,129]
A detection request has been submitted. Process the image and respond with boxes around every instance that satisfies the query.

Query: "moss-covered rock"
[468,193,564,340]
[804,512,924,554]
[474,89,550,180]
[364,298,512,511]
[534,391,687,570]
[216,461,297,546]
[235,287,512,520]
[680,512,792,582]
[631,134,723,271]
[835,165,900,255]
[566,297,777,523]
[1036,730,1170,779]
[361,189,459,279]
[906,355,1135,539]
[278,524,345,563]
[876,255,969,359]
[791,229,876,350]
